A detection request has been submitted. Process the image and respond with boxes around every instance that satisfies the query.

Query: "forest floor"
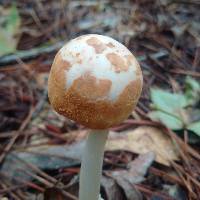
[0,0,200,200]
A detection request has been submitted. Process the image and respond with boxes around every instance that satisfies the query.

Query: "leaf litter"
[0,0,200,200]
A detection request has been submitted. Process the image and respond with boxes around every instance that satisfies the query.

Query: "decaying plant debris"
[0,0,200,199]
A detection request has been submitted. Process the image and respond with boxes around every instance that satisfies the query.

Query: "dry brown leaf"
[106,152,155,200]
[106,126,179,166]
[101,176,124,200]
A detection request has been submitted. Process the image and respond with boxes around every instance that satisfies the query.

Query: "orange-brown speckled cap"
[48,34,143,129]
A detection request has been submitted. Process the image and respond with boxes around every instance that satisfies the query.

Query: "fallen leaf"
[187,121,200,136]
[106,152,155,200]
[185,76,200,106]
[112,180,142,200]
[149,111,183,130]
[106,126,179,166]
[150,88,188,113]
[108,152,155,184]
[101,176,124,200]
[149,88,188,129]
[149,85,200,137]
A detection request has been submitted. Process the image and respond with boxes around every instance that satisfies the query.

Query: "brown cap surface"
[48,34,143,129]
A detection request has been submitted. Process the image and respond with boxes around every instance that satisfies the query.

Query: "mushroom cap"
[48,34,143,129]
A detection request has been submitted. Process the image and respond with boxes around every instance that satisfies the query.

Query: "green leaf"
[150,88,188,114]
[0,4,21,56]
[185,76,200,105]
[149,111,183,130]
[149,83,200,133]
[186,76,200,92]
[187,121,200,136]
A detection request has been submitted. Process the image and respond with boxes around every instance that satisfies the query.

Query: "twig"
[0,106,34,164]
[0,41,66,66]
[0,172,44,193]
[169,69,200,77]
[0,182,23,200]
[135,184,173,199]
[0,184,26,194]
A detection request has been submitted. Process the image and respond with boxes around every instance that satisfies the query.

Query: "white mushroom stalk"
[48,34,143,200]
[79,130,108,200]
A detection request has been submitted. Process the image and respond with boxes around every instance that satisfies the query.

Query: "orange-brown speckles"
[54,52,71,71]
[118,79,143,106]
[48,51,71,93]
[48,35,143,129]
[107,53,129,73]
[86,37,107,54]
[136,66,142,77]
[125,54,142,77]
[107,42,115,48]
[126,55,134,66]
[48,75,142,129]
[73,72,112,100]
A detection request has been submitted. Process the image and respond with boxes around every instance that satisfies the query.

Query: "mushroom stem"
[79,129,108,200]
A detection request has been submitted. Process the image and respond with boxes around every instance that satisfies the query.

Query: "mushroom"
[48,34,143,200]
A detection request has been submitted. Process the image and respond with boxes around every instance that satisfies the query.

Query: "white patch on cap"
[60,34,140,101]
